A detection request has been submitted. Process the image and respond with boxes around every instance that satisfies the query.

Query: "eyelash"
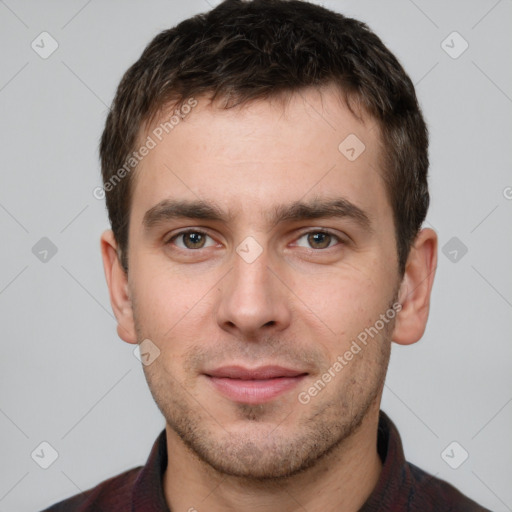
[165,229,344,251]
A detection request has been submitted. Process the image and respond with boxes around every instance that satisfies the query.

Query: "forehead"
[130,86,389,228]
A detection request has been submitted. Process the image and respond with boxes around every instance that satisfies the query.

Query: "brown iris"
[181,232,206,249]
[307,232,332,249]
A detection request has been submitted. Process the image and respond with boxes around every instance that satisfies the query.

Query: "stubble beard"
[136,305,394,482]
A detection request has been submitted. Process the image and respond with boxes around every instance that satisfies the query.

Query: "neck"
[163,405,383,512]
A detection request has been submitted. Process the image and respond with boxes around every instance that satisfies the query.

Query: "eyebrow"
[142,197,373,233]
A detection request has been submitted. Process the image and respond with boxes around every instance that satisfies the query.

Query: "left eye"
[295,231,340,250]
[168,231,216,250]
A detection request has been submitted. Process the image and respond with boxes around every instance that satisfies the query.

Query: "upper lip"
[205,365,308,380]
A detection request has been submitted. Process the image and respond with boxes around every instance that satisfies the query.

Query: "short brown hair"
[100,0,429,276]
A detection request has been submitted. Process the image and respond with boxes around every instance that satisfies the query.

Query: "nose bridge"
[231,246,273,313]
[215,241,290,334]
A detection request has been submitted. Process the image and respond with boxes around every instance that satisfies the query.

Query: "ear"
[100,230,137,344]
[392,228,437,345]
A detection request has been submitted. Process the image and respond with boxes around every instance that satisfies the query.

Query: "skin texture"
[101,86,437,512]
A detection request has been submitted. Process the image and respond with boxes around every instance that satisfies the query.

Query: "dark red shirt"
[42,411,491,511]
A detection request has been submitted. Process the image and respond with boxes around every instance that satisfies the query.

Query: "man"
[43,0,490,510]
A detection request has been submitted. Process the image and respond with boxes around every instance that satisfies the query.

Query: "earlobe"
[392,228,438,346]
[100,230,138,344]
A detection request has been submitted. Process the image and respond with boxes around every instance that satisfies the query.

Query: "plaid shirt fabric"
[42,411,491,511]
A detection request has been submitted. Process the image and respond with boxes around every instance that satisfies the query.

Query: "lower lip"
[206,375,307,404]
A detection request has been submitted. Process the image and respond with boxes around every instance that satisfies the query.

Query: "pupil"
[186,233,204,248]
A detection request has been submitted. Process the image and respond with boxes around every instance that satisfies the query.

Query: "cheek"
[131,267,202,341]
[296,264,392,332]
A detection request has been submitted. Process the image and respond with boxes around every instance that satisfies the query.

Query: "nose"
[215,244,292,339]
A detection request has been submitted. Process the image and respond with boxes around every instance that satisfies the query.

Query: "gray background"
[0,0,511,510]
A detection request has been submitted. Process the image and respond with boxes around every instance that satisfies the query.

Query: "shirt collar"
[359,410,407,510]
[132,429,170,511]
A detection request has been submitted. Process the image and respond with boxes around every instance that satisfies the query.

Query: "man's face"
[125,87,401,478]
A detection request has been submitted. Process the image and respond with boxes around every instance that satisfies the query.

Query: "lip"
[204,365,308,404]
